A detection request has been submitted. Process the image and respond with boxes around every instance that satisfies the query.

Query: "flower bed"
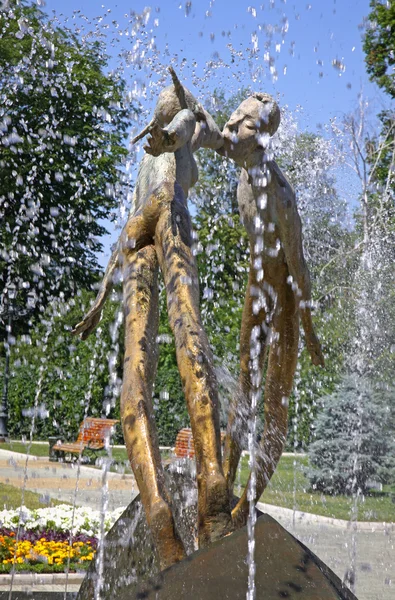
[0,504,125,573]
[0,505,125,537]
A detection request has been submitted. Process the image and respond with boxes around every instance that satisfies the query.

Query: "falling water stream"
[64,326,104,600]
[9,300,62,600]
[292,362,301,528]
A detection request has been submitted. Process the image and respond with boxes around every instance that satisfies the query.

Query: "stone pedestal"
[127,514,358,600]
[77,464,198,600]
[77,465,358,600]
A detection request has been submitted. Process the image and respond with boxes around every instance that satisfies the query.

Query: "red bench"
[54,417,119,460]
[174,428,226,458]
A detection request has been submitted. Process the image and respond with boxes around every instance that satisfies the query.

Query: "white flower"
[0,505,126,537]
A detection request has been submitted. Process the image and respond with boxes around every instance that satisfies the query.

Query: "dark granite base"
[78,464,358,600]
[129,514,358,600]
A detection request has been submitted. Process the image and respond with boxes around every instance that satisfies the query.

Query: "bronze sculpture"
[73,75,324,568]
[218,94,325,526]
[73,69,231,569]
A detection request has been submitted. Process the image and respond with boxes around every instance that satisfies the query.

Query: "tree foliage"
[5,289,125,442]
[307,375,395,495]
[362,2,395,236]
[0,0,132,334]
[363,0,395,98]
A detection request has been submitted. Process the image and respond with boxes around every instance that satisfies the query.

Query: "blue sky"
[45,0,385,121]
[44,0,386,264]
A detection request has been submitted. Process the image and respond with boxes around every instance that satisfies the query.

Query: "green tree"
[7,289,123,442]
[308,374,395,495]
[0,0,132,335]
[359,3,395,384]
[362,1,395,230]
[364,0,395,98]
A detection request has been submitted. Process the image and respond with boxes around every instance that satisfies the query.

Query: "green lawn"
[1,443,393,522]
[0,441,136,473]
[0,441,130,463]
[0,441,50,457]
[238,455,395,522]
[0,442,175,473]
[0,482,66,510]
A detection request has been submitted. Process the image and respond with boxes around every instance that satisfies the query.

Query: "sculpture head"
[154,81,223,151]
[220,93,280,168]
[131,67,207,145]
[152,84,204,127]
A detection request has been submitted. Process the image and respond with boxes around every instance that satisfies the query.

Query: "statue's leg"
[121,244,186,569]
[231,275,299,527]
[154,186,231,548]
[222,258,269,495]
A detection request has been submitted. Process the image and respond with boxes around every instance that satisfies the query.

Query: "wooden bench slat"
[55,443,84,454]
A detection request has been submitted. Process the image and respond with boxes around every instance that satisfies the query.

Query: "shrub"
[307,374,395,495]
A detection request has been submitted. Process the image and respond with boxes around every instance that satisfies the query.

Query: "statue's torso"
[237,160,295,285]
[130,145,198,219]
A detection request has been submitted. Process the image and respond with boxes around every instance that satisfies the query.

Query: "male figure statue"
[73,70,231,568]
[218,94,325,526]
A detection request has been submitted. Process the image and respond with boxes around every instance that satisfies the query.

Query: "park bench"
[174,427,226,459]
[53,417,119,461]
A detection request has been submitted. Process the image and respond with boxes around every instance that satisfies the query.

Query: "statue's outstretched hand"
[72,307,102,340]
[305,331,325,367]
[144,123,178,157]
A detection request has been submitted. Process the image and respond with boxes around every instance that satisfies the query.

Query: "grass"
[0,482,67,510]
[238,455,395,522]
[0,442,173,463]
[1,442,394,522]
[0,441,155,474]
[0,441,50,457]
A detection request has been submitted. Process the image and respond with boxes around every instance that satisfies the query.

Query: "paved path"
[258,502,394,600]
[0,449,393,599]
[0,449,138,510]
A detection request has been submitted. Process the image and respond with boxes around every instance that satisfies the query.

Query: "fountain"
[73,72,353,599]
[0,1,394,599]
